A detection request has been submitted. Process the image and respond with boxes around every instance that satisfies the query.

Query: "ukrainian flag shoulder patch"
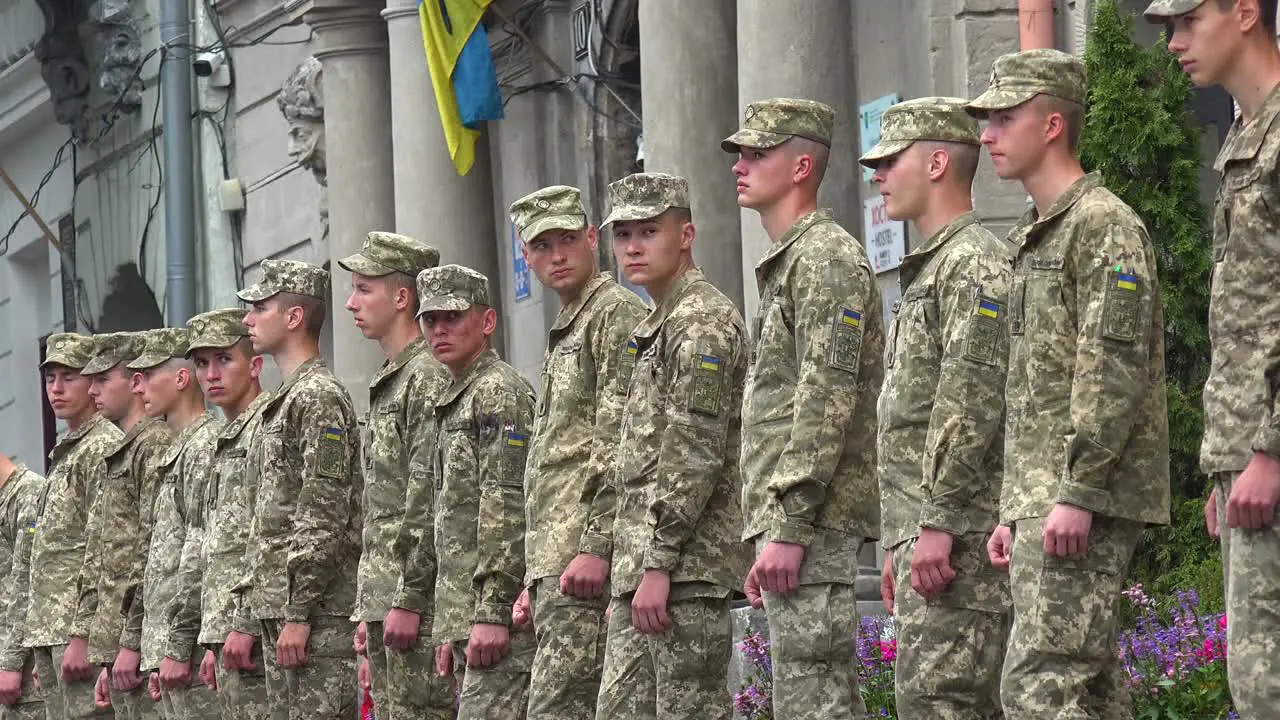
[839,307,862,328]
[505,431,529,448]
[1115,273,1138,291]
[976,299,1001,319]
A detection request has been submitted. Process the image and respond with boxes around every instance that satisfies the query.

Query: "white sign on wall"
[863,194,905,274]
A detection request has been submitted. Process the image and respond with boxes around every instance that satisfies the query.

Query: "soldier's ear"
[249,355,264,379]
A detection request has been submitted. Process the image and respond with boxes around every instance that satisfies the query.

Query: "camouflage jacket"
[525,274,646,584]
[741,210,884,552]
[23,413,120,648]
[0,464,46,674]
[612,268,751,596]
[878,212,1011,550]
[78,417,172,662]
[1002,173,1170,525]
[197,392,269,645]
[405,349,534,643]
[1203,84,1280,472]
[355,337,450,622]
[235,357,362,626]
[140,413,220,669]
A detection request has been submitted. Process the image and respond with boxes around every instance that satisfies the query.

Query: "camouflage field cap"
[858,97,980,168]
[510,185,588,242]
[42,333,97,370]
[966,49,1086,118]
[416,264,491,317]
[601,173,690,227]
[186,308,251,353]
[237,259,329,303]
[337,231,440,278]
[721,98,835,152]
[82,332,146,376]
[1142,0,1204,20]
[128,327,190,370]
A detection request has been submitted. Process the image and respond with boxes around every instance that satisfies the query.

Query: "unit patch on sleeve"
[617,339,639,394]
[964,297,1003,366]
[317,426,346,479]
[829,306,863,373]
[689,354,723,416]
[1102,267,1140,342]
[501,422,530,486]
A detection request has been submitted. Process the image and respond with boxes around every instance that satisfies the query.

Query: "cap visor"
[522,215,586,243]
[1141,1,1200,21]
[858,139,913,169]
[965,89,1036,118]
[41,353,85,370]
[337,253,394,277]
[186,335,245,355]
[415,297,472,318]
[236,283,276,303]
[720,129,791,153]
[601,204,671,228]
[127,353,170,371]
[81,356,121,376]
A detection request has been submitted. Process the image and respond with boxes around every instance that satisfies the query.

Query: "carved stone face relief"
[278,57,327,186]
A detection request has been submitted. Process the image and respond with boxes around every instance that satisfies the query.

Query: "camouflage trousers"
[759,530,864,720]
[595,583,732,720]
[0,702,45,720]
[211,644,268,720]
[260,618,357,720]
[31,646,112,720]
[891,532,1011,720]
[526,576,608,720]
[364,620,453,719]
[109,682,161,720]
[1002,515,1143,719]
[1214,473,1280,719]
[159,682,219,720]
[449,626,534,720]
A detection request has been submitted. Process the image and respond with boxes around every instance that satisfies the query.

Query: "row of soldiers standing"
[2,2,1279,717]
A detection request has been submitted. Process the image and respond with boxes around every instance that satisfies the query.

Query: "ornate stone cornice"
[304,0,389,59]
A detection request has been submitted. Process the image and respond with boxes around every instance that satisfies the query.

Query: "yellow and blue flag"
[419,0,504,175]
[977,299,1000,319]
[840,308,862,328]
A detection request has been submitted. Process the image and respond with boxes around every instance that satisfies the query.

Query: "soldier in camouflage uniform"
[406,264,535,719]
[508,185,646,720]
[967,50,1171,718]
[15,333,120,720]
[860,97,1012,719]
[184,309,270,720]
[129,328,222,719]
[595,173,750,720]
[723,99,882,720]
[337,232,454,720]
[80,332,175,719]
[1144,2,1280,714]
[0,454,47,719]
[222,260,362,719]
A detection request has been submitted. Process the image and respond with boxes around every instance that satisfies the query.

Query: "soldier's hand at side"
[93,668,111,709]
[987,525,1012,571]
[1226,452,1280,529]
[353,621,367,656]
[198,650,218,690]
[560,553,610,599]
[911,528,957,598]
[276,622,311,669]
[147,671,161,702]
[1204,486,1220,539]
[383,608,422,650]
[357,657,371,692]
[61,636,93,682]
[1044,503,1093,557]
[753,541,805,594]
[743,566,763,610]
[512,588,532,629]
[465,623,510,669]
[111,647,144,692]
[159,657,191,689]
[221,631,257,671]
[880,550,895,614]
[631,569,672,635]
[0,669,23,705]
[434,643,453,677]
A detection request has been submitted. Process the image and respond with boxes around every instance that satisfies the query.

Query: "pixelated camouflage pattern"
[185,308,250,353]
[140,412,220,670]
[214,643,269,720]
[416,264,492,315]
[355,337,450,621]
[128,327,190,371]
[1002,516,1144,717]
[1001,173,1170,526]
[0,464,46,708]
[163,683,219,719]
[197,392,269,646]
[260,618,356,719]
[78,416,172,664]
[612,268,751,595]
[509,185,589,242]
[364,620,455,719]
[966,49,1085,117]
[526,577,607,720]
[109,685,160,719]
[409,349,535,642]
[525,274,647,582]
[858,97,980,167]
[22,413,121,648]
[236,258,329,303]
[237,357,361,625]
[878,213,1011,550]
[721,97,835,152]
[742,210,883,549]
[601,172,690,227]
[1203,85,1280,469]
[338,231,440,278]
[451,631,534,720]
[41,332,97,369]
[81,331,146,376]
[1141,0,1204,19]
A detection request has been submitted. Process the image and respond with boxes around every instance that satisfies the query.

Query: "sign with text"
[863,194,905,274]
[859,93,899,181]
[511,223,531,301]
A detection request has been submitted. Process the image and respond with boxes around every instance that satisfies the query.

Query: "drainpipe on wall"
[159,0,197,325]
[1019,0,1056,49]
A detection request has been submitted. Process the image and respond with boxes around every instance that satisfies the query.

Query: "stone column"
[638,0,742,308]
[305,0,397,413]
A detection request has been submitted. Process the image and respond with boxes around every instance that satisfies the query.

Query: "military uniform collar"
[899,211,979,290]
[551,273,611,333]
[439,348,501,406]
[108,416,165,460]
[0,462,28,497]
[633,267,708,341]
[370,336,429,391]
[1215,82,1280,171]
[219,391,271,443]
[270,356,327,408]
[1014,172,1101,238]
[755,209,835,276]
[49,413,110,468]
[161,411,218,467]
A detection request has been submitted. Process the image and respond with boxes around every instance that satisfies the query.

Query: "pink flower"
[1218,614,1228,631]
[880,639,897,663]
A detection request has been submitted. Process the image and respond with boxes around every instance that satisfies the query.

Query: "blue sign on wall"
[511,223,531,301]
[859,93,900,181]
